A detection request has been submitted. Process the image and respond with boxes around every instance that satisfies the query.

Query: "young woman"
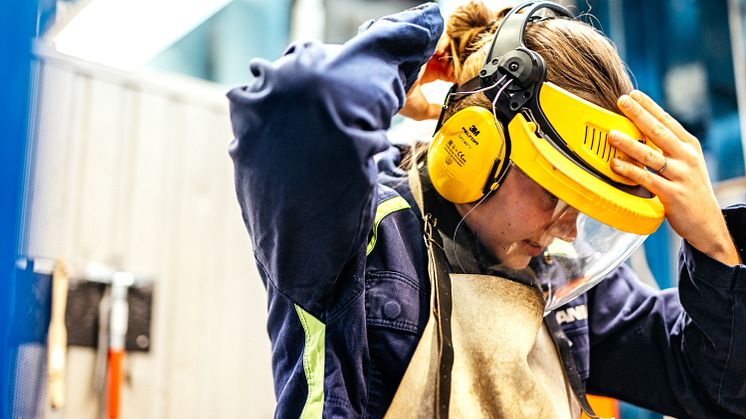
[228,2,745,417]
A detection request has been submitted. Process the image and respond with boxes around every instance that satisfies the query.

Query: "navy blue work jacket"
[228,3,746,418]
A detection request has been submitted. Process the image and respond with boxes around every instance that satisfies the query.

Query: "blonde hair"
[443,0,633,116]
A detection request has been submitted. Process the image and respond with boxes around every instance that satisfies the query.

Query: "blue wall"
[0,0,39,416]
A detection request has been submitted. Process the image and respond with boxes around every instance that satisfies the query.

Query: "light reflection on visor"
[547,200,580,242]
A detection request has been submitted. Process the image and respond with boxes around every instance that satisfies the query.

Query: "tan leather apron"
[384,165,584,419]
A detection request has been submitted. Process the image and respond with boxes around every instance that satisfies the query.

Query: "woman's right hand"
[609,90,741,266]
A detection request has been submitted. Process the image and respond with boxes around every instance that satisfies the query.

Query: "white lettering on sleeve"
[554,304,588,325]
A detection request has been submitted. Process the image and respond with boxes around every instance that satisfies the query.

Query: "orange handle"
[107,349,125,419]
[582,394,618,419]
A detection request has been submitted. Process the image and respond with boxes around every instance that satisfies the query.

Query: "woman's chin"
[499,254,532,270]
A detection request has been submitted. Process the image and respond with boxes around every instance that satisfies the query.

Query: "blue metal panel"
[0,0,40,417]
[699,0,744,180]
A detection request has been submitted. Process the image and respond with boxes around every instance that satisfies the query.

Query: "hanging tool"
[22,256,152,417]
[47,259,69,410]
[85,266,141,419]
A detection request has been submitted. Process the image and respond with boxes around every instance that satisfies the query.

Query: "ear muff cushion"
[427,107,507,203]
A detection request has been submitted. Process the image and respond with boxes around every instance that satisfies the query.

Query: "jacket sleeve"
[227,4,443,316]
[586,204,746,418]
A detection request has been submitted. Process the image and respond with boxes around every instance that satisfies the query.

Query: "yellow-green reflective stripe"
[294,304,325,419]
[366,196,411,255]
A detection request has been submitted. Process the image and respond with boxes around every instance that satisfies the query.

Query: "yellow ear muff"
[427,107,508,203]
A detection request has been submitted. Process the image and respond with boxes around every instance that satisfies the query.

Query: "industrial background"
[1,0,745,418]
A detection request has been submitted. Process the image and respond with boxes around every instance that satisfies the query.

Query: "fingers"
[614,90,705,176]
[617,94,680,156]
[611,157,669,195]
[607,128,681,184]
[608,130,668,174]
[628,90,698,146]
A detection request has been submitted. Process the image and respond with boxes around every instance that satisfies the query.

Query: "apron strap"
[545,314,602,418]
[408,152,454,419]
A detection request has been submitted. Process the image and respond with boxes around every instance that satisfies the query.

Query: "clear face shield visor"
[538,199,646,313]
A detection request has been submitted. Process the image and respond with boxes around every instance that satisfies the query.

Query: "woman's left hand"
[608,90,741,266]
[399,38,455,121]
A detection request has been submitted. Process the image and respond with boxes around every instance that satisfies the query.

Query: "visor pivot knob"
[509,62,519,71]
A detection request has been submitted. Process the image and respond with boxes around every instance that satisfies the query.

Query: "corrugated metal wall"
[23,43,274,419]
